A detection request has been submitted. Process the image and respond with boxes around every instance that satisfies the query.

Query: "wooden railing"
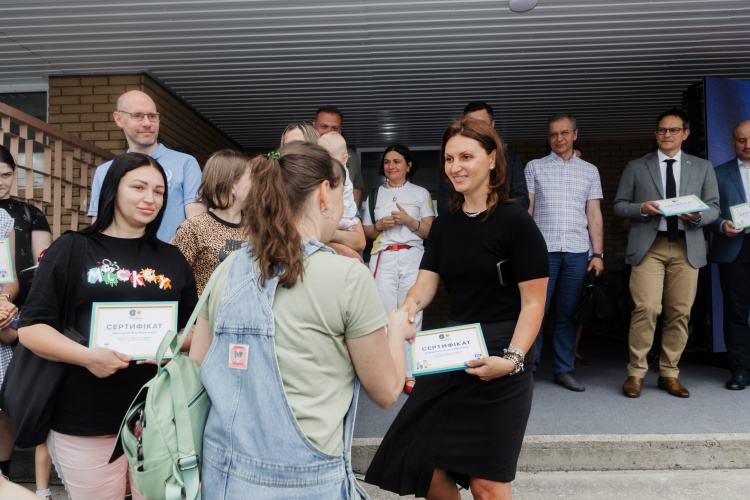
[0,103,115,238]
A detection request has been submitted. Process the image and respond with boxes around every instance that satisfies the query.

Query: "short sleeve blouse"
[420,203,549,323]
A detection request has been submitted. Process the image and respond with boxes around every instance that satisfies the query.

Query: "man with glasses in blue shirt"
[614,108,719,399]
[88,90,205,242]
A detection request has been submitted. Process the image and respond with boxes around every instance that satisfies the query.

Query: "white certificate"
[655,195,709,217]
[0,238,13,284]
[409,323,489,376]
[89,302,178,360]
[730,202,750,230]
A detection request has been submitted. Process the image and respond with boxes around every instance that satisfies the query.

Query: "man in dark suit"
[437,101,529,214]
[710,119,750,390]
[614,108,720,398]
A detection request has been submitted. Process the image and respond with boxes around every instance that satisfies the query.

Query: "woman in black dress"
[365,119,549,500]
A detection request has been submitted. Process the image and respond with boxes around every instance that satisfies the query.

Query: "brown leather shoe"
[657,376,690,398]
[622,376,644,398]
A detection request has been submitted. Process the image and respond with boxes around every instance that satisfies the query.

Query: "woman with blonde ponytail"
[190,142,416,499]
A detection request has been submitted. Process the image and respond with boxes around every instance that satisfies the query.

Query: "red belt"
[373,245,411,278]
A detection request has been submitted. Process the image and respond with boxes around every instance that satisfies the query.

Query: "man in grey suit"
[614,108,720,398]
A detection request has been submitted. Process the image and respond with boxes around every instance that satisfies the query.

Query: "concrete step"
[7,448,61,485]
[352,433,750,474]
[12,469,750,500]
[10,433,750,492]
[359,469,750,499]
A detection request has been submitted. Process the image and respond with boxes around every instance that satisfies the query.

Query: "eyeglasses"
[118,110,160,122]
[656,127,683,136]
[548,130,574,139]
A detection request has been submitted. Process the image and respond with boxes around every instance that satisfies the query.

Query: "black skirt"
[365,320,535,497]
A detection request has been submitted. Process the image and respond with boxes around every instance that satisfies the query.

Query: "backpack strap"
[155,275,216,370]
[368,187,378,225]
[163,359,201,500]
[156,280,216,500]
[61,231,88,332]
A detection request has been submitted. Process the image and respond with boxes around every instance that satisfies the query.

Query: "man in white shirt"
[614,108,720,398]
[313,106,364,207]
[318,132,365,259]
[710,120,750,390]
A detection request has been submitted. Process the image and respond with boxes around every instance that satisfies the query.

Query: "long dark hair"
[379,144,418,179]
[81,152,168,245]
[440,119,511,221]
[244,142,345,288]
[0,145,17,170]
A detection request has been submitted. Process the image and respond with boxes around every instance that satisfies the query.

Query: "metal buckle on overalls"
[178,453,199,471]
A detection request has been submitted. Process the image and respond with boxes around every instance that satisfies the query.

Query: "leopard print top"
[172,212,245,294]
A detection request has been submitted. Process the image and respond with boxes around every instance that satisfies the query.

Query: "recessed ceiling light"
[509,0,538,13]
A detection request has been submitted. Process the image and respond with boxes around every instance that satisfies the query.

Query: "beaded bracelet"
[505,351,523,368]
[503,353,524,376]
[503,343,525,363]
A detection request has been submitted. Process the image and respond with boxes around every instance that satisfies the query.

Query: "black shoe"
[554,372,585,392]
[725,374,748,391]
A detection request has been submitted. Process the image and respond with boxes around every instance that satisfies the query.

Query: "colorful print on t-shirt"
[87,258,172,290]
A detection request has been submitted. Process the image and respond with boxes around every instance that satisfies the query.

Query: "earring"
[321,206,335,219]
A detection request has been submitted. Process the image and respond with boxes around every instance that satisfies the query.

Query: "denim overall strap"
[341,378,367,499]
[200,240,367,499]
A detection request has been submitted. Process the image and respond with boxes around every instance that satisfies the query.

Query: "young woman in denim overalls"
[190,142,416,499]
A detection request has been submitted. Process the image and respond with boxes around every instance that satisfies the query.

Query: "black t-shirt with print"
[19,231,198,436]
[0,199,51,307]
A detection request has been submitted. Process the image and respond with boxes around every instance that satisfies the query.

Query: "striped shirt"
[525,152,603,253]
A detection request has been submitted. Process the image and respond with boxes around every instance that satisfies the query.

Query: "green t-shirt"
[200,248,388,455]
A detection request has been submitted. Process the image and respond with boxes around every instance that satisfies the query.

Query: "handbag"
[572,269,620,328]
[0,232,87,448]
[110,280,214,500]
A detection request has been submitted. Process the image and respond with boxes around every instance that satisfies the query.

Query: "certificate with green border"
[409,323,489,376]
[655,195,709,217]
[730,202,750,230]
[89,302,178,360]
[0,238,14,284]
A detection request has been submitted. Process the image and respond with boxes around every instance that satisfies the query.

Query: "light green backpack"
[110,284,213,500]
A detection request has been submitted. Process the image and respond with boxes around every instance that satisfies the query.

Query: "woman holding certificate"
[362,144,435,394]
[17,153,198,500]
[189,142,415,499]
[366,120,549,500]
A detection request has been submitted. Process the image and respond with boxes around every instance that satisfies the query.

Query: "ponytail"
[244,142,345,288]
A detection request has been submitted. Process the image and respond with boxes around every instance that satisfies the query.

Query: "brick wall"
[421,136,658,330]
[48,74,238,166]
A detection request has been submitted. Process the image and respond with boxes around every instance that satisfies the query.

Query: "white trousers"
[369,247,424,377]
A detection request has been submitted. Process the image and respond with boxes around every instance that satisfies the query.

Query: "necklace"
[462,206,487,218]
[386,181,406,202]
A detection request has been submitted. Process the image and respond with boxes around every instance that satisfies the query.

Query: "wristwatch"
[592,253,605,260]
